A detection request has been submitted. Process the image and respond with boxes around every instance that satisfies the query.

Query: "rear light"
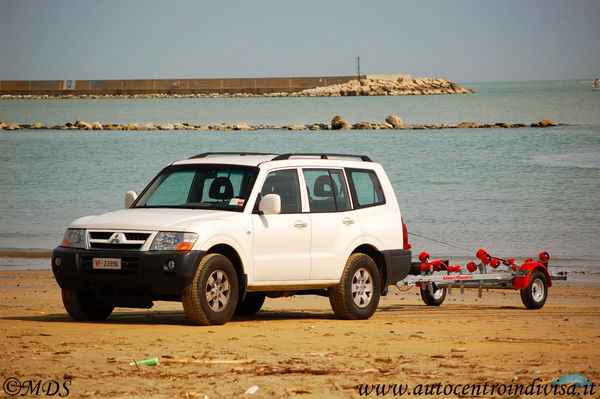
[402,218,411,249]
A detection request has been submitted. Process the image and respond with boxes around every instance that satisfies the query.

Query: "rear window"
[346,168,386,208]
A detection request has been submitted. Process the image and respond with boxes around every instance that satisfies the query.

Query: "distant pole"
[356,56,361,81]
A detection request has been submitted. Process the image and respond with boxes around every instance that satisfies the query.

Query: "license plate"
[93,258,122,270]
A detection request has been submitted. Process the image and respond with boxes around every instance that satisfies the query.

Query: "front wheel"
[328,253,381,320]
[520,270,548,309]
[420,283,447,306]
[61,289,114,321]
[182,254,239,325]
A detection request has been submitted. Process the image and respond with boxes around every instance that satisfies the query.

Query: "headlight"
[150,232,198,251]
[61,229,86,248]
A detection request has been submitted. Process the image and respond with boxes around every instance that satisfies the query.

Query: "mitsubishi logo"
[109,233,126,244]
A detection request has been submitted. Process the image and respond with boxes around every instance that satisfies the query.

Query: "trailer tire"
[520,270,547,309]
[420,283,446,306]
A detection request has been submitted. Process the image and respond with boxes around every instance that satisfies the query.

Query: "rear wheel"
[61,289,114,321]
[182,254,239,325]
[329,253,381,320]
[420,283,447,306]
[234,292,266,316]
[520,270,547,309]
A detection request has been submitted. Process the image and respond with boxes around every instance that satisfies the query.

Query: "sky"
[1,0,599,83]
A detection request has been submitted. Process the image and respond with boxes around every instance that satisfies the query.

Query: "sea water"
[1,80,599,271]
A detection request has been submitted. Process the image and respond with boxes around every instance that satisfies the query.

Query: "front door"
[252,169,311,282]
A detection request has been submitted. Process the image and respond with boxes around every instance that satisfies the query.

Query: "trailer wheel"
[420,283,446,306]
[520,270,547,309]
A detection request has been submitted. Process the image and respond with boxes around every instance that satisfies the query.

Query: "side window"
[259,169,301,213]
[347,168,386,208]
[303,169,351,213]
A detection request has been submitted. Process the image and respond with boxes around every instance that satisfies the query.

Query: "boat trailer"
[396,249,567,309]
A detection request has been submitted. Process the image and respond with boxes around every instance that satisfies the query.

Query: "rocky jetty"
[295,77,473,97]
[1,117,561,132]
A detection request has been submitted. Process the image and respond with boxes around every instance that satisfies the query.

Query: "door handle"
[294,220,308,228]
[342,217,355,225]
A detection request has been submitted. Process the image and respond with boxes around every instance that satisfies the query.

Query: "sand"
[0,268,598,398]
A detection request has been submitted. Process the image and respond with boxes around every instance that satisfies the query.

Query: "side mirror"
[125,191,138,209]
[259,194,281,215]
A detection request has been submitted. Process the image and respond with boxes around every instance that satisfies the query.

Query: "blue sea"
[1,80,599,272]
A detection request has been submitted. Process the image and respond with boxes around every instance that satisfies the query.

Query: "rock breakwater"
[297,77,473,97]
[1,117,558,131]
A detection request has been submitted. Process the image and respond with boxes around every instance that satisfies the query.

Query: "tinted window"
[303,169,351,212]
[259,169,301,213]
[347,168,386,208]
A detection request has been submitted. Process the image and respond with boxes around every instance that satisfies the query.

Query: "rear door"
[303,168,362,280]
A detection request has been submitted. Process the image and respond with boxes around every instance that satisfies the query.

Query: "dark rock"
[531,119,555,127]
[385,115,403,129]
[331,116,352,130]
[353,122,373,130]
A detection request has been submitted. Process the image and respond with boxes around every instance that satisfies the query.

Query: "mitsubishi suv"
[52,152,412,325]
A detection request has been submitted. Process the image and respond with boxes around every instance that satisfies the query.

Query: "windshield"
[133,164,258,211]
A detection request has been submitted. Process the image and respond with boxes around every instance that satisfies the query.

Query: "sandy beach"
[0,268,598,398]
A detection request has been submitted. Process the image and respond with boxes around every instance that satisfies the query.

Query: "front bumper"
[52,247,205,308]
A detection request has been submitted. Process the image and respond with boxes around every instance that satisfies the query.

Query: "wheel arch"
[513,263,552,290]
[206,244,247,301]
[351,244,387,294]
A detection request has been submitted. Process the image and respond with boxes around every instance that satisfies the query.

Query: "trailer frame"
[395,250,567,309]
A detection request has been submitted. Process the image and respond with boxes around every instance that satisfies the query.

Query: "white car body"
[53,153,412,324]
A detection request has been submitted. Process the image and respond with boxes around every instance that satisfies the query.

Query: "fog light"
[163,260,176,271]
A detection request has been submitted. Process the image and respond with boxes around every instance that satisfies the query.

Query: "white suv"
[52,153,412,325]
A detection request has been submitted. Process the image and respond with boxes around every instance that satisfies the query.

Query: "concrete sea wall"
[0,75,370,96]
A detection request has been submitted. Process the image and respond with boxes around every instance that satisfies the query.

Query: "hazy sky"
[1,0,599,82]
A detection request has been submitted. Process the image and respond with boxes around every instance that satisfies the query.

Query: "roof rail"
[189,152,277,159]
[272,153,372,162]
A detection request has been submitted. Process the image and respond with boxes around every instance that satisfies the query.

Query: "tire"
[520,270,548,309]
[328,253,381,320]
[61,289,114,321]
[420,283,447,306]
[182,253,239,325]
[234,292,266,316]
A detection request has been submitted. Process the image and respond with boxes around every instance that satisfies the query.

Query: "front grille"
[87,231,151,251]
[125,233,150,241]
[89,232,113,240]
[89,243,145,250]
